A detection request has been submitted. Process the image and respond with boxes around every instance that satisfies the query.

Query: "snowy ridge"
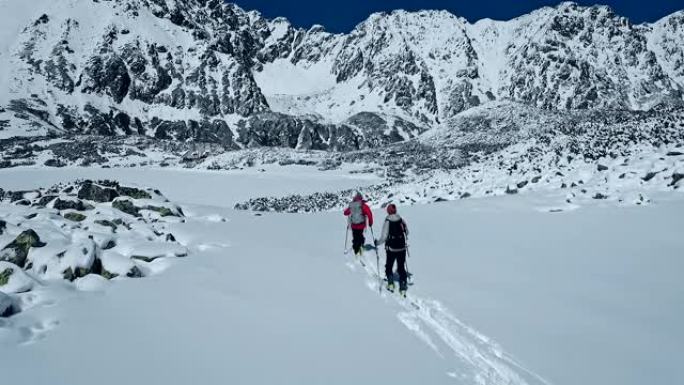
[261,2,684,123]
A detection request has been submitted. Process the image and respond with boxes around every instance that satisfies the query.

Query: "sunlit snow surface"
[0,167,682,385]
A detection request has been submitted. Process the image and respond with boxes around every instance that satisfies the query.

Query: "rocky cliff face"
[648,11,684,89]
[500,3,680,111]
[276,3,684,123]
[2,0,273,145]
[0,1,683,149]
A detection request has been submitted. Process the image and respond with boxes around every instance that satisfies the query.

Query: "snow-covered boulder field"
[0,180,187,319]
[234,105,684,213]
[235,144,684,213]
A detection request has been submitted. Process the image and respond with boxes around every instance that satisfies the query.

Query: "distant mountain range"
[0,0,683,150]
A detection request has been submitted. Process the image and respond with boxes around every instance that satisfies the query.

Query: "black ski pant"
[352,228,365,255]
[385,249,408,291]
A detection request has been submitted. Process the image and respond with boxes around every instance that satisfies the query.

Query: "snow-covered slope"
[1,167,682,385]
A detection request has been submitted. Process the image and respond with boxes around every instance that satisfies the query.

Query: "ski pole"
[343,222,350,254]
[405,248,413,285]
[404,231,412,284]
[369,226,381,293]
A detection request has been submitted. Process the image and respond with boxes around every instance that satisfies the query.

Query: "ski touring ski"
[385,284,420,310]
[399,293,421,310]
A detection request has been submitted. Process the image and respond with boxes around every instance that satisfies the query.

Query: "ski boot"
[386,282,395,293]
[399,282,408,298]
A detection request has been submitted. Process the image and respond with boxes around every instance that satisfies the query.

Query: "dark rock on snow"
[78,181,120,202]
[0,230,46,268]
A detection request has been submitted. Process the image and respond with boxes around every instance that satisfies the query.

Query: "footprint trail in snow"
[348,253,551,385]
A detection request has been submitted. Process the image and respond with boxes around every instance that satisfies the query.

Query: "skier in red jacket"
[344,192,374,256]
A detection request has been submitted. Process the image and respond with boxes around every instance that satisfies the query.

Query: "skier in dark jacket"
[343,193,374,256]
[375,204,409,295]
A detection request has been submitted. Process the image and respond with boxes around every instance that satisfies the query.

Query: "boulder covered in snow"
[112,199,141,217]
[77,181,119,203]
[51,198,93,211]
[60,239,98,281]
[74,274,109,292]
[99,251,144,279]
[0,180,191,322]
[0,180,188,286]
[0,229,46,268]
[63,212,88,222]
[0,261,34,294]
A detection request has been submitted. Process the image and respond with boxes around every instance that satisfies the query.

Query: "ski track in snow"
[347,251,551,385]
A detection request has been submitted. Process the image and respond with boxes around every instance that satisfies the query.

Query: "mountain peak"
[653,9,684,25]
[361,8,463,24]
[557,1,580,10]
[555,1,616,15]
[308,24,327,33]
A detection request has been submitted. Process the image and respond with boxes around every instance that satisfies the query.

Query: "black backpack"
[386,219,406,250]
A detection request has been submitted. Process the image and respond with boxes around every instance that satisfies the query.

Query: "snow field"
[0,168,683,385]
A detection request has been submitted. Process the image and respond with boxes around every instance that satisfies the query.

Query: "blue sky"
[230,0,683,32]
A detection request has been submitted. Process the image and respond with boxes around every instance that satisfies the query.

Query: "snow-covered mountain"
[1,0,683,149]
[1,4,684,382]
[276,3,684,123]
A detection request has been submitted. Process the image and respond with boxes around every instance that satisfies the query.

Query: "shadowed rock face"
[81,55,132,104]
[235,111,427,151]
[5,0,274,144]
